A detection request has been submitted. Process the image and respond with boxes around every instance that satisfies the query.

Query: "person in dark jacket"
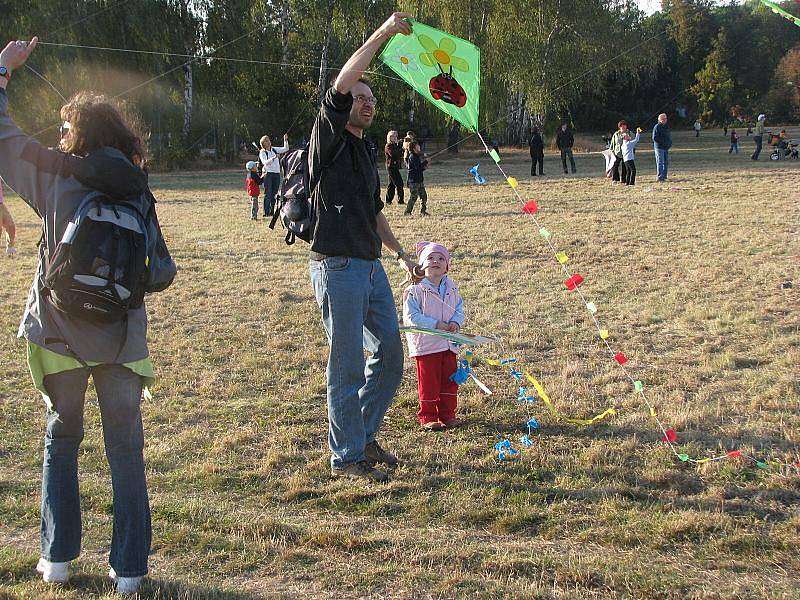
[308,12,416,484]
[556,123,576,174]
[609,120,629,183]
[404,141,429,216]
[652,113,672,181]
[529,127,544,176]
[384,130,404,205]
[0,36,160,594]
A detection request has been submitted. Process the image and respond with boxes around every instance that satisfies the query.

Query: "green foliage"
[1,0,797,166]
[765,44,800,121]
[691,29,734,123]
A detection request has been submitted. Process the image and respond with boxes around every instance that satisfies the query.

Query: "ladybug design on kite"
[417,33,472,108]
[429,65,467,107]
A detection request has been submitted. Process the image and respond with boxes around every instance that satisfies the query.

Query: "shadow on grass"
[2,562,262,599]
[384,416,800,521]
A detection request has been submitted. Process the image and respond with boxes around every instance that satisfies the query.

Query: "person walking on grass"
[258,133,289,217]
[404,140,430,216]
[384,129,404,205]
[529,127,544,176]
[403,241,465,431]
[308,12,417,484]
[556,122,576,174]
[0,178,17,254]
[609,121,628,183]
[652,113,672,182]
[693,119,702,137]
[751,114,766,161]
[0,36,176,595]
[729,129,739,154]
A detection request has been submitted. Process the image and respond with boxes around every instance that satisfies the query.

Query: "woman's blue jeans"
[309,257,404,469]
[262,172,281,215]
[41,365,151,577]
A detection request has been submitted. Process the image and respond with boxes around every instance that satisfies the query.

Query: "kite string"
[473,130,799,471]
[26,23,272,138]
[34,41,406,83]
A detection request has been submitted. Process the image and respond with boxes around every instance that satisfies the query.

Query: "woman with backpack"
[0,37,174,594]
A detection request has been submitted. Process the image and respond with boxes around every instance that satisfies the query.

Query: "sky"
[637,0,663,13]
[636,0,747,14]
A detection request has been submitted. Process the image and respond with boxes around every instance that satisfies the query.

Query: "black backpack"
[269,140,346,245]
[43,190,176,323]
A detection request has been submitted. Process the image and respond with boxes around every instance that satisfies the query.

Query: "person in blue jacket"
[652,113,672,182]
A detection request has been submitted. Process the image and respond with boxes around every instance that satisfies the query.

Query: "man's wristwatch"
[0,67,10,82]
[395,248,409,260]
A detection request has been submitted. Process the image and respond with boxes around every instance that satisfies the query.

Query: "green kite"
[379,19,481,132]
[759,0,800,27]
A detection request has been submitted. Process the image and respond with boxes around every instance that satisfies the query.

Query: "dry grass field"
[1,128,799,599]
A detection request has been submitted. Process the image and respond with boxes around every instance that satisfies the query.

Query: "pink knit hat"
[416,241,450,272]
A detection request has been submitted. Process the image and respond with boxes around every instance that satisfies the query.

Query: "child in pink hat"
[402,241,465,430]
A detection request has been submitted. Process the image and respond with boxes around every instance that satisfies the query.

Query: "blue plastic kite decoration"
[470,164,486,184]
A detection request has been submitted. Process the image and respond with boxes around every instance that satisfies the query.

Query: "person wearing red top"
[245,160,262,220]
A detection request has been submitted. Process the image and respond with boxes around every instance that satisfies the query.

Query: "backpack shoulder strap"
[309,136,347,200]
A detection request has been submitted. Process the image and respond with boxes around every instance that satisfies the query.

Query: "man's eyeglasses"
[353,94,378,106]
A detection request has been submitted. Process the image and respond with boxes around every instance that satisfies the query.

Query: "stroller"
[768,131,798,160]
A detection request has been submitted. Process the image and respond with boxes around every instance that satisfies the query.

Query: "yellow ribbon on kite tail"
[483,359,616,424]
[522,371,617,425]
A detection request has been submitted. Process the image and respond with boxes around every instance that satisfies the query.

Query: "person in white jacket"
[258,133,289,217]
[402,241,465,430]
[622,128,641,186]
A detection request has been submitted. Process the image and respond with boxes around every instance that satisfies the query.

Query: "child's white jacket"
[622,132,640,162]
[402,276,464,357]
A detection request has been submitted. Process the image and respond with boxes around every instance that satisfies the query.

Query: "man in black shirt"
[556,123,576,174]
[308,12,416,483]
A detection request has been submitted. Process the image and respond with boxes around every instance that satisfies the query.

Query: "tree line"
[4,0,798,167]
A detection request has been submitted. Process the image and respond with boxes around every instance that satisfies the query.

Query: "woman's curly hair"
[59,92,147,166]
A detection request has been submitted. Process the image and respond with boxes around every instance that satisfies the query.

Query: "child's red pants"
[415,350,458,424]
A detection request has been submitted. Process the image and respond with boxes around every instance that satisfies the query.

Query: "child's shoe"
[5,246,16,255]
[421,421,444,431]
[109,567,143,595]
[36,558,70,583]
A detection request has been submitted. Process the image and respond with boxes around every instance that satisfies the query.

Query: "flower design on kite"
[417,34,469,107]
[388,48,419,72]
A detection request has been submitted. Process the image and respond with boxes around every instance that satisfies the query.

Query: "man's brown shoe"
[365,440,399,467]
[331,460,388,483]
[442,418,463,428]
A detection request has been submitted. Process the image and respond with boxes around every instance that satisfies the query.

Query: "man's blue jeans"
[654,147,669,181]
[41,365,151,577]
[309,257,404,469]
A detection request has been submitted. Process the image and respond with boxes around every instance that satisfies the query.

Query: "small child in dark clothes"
[729,129,739,154]
[245,160,262,220]
[404,141,430,216]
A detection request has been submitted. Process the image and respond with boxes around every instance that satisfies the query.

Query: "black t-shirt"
[308,88,383,261]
